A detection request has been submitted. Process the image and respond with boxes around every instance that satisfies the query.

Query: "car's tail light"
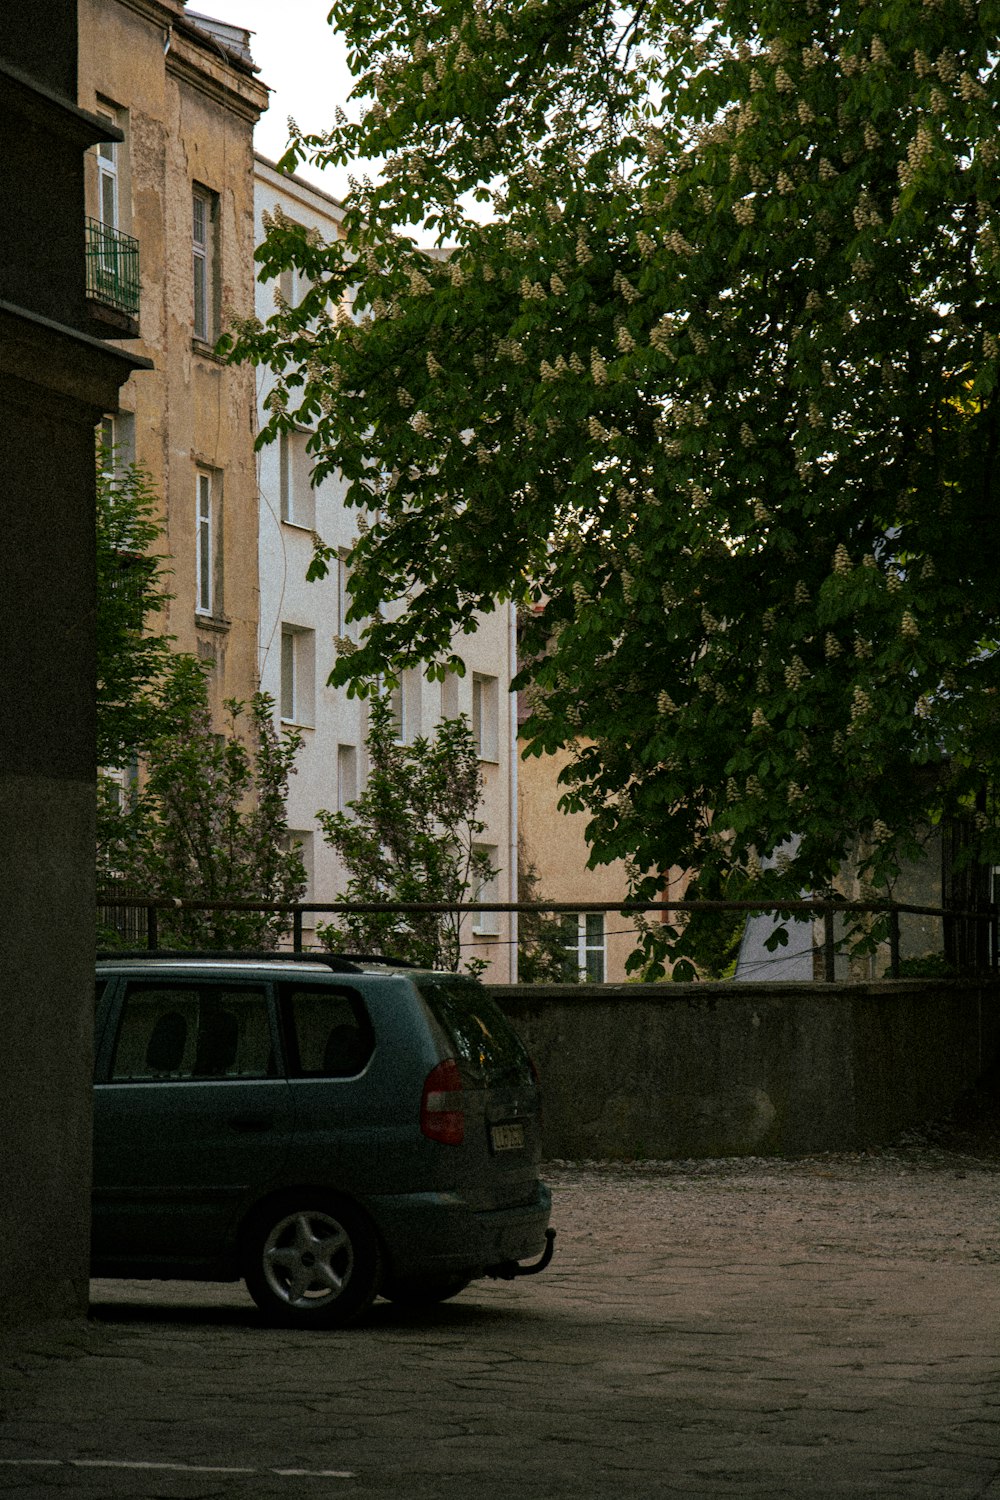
[420,1058,465,1145]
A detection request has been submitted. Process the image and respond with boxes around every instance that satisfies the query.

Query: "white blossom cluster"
[664,229,695,256]
[613,271,641,303]
[496,337,526,364]
[898,121,934,187]
[649,315,676,353]
[784,656,809,690]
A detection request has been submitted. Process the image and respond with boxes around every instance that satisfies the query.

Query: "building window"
[472,673,499,761]
[472,846,500,936]
[96,113,120,231]
[562,913,606,983]
[103,760,139,812]
[278,243,309,309]
[279,429,315,528]
[337,554,361,644]
[440,671,460,721]
[386,669,422,744]
[98,410,135,482]
[337,744,357,812]
[388,679,405,743]
[192,186,218,342]
[280,625,315,726]
[195,469,217,616]
[284,829,314,929]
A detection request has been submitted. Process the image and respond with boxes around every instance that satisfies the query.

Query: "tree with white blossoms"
[228,0,1000,975]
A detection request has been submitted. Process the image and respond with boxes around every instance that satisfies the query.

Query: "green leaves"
[96,450,206,769]
[316,696,494,973]
[229,0,1000,969]
[98,682,306,949]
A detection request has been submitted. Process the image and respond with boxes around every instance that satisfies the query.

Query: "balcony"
[85,217,140,337]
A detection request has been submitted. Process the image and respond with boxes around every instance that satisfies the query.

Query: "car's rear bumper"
[369,1179,552,1280]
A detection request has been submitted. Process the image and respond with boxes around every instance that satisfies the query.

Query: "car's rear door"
[416,977,543,1210]
[92,973,292,1269]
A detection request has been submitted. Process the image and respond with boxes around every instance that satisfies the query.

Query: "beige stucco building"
[79,0,268,728]
[517,737,652,983]
[254,156,519,980]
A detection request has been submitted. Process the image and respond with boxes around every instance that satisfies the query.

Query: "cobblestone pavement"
[1,1145,998,1499]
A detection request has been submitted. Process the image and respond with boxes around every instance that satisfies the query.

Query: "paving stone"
[1,1149,998,1497]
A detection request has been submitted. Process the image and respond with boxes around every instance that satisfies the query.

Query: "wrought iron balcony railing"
[85,217,140,321]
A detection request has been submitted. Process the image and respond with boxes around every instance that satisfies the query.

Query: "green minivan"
[92,953,553,1326]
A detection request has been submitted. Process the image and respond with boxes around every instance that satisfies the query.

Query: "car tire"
[381,1275,471,1308]
[242,1194,381,1328]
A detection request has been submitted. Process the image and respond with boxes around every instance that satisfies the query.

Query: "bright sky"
[198,0,357,195]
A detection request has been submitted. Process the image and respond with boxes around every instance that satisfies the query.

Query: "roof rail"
[95,949,424,973]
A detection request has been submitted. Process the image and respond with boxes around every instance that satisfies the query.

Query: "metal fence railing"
[94,895,1000,980]
[85,217,140,319]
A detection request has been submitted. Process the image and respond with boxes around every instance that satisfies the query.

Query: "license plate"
[490,1122,525,1153]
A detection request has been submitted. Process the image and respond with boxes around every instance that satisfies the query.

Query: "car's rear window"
[416,977,534,1085]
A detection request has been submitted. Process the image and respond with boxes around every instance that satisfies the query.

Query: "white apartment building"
[254,156,518,979]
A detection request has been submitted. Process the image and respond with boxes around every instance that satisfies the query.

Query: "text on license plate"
[490,1122,525,1153]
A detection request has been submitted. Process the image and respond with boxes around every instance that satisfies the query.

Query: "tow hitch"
[486,1227,556,1281]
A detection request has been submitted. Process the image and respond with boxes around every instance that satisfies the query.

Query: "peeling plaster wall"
[78,0,268,722]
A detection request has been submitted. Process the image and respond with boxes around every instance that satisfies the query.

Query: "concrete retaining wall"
[488,981,1000,1159]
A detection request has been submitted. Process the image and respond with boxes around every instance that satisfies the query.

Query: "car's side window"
[281,985,374,1078]
[110,983,275,1081]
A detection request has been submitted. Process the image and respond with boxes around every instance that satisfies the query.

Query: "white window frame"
[96,114,119,232]
[279,428,315,528]
[337,744,358,812]
[195,469,215,616]
[471,846,500,936]
[388,679,406,744]
[279,259,308,311]
[280,626,296,722]
[99,411,135,481]
[337,554,361,644]
[99,415,117,486]
[440,671,460,721]
[102,759,139,812]
[284,829,314,929]
[278,431,292,523]
[280,624,315,726]
[563,913,606,983]
[192,185,216,343]
[472,673,499,762]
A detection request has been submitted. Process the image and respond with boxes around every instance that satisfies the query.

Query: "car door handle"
[230,1114,274,1132]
